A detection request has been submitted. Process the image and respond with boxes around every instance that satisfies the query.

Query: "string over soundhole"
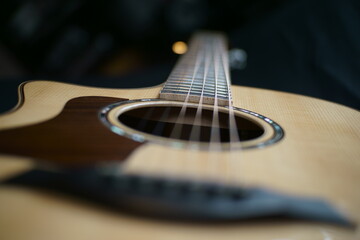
[100,99,284,150]
[118,106,262,143]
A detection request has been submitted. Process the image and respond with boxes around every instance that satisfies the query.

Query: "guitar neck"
[160,32,232,106]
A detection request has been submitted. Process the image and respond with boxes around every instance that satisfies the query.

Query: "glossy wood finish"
[0,96,143,166]
[0,81,359,240]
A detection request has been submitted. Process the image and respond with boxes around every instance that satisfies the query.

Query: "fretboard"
[160,32,232,106]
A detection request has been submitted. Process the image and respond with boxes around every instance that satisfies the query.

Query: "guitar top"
[0,32,359,240]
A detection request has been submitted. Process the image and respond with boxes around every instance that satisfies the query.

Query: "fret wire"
[160,32,231,106]
[164,86,229,94]
[163,83,227,91]
[162,91,229,98]
[169,72,226,79]
[169,73,226,77]
[173,37,202,93]
[166,80,227,88]
[169,73,226,78]
[163,84,229,92]
[163,90,229,97]
[167,79,227,84]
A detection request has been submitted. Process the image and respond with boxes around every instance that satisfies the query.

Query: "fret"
[167,76,227,83]
[161,88,230,97]
[165,78,227,83]
[171,65,226,72]
[163,82,229,90]
[163,84,229,92]
[162,86,229,95]
[161,91,229,99]
[161,84,230,94]
[170,71,226,77]
[166,79,228,86]
[159,32,232,106]
[161,92,229,100]
[160,90,230,99]
[160,93,230,106]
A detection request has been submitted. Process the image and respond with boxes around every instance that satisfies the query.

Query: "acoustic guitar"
[0,32,359,240]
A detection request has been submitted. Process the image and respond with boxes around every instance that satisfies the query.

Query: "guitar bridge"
[3,167,353,227]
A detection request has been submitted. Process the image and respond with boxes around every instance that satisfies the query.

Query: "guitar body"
[0,80,359,239]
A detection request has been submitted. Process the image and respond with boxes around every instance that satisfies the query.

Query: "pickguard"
[0,96,143,166]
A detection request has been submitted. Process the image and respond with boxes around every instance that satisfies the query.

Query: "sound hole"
[117,106,264,143]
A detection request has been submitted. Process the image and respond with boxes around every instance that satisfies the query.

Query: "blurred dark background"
[0,0,359,112]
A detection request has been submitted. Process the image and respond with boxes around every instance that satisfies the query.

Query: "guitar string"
[169,36,203,140]
[218,35,242,185]
[170,34,240,183]
[159,35,203,178]
[207,36,224,183]
[136,38,200,177]
[146,39,201,136]
[188,37,210,142]
[200,35,241,184]
[184,36,213,181]
[142,34,241,183]
[209,37,221,145]
[137,39,198,138]
[171,35,207,180]
[191,35,229,184]
[177,34,242,184]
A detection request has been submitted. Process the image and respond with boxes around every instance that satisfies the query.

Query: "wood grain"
[0,80,359,240]
[0,96,143,166]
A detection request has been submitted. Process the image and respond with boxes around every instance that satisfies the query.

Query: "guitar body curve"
[0,80,359,240]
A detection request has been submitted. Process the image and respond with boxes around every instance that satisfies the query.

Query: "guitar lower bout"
[0,77,359,239]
